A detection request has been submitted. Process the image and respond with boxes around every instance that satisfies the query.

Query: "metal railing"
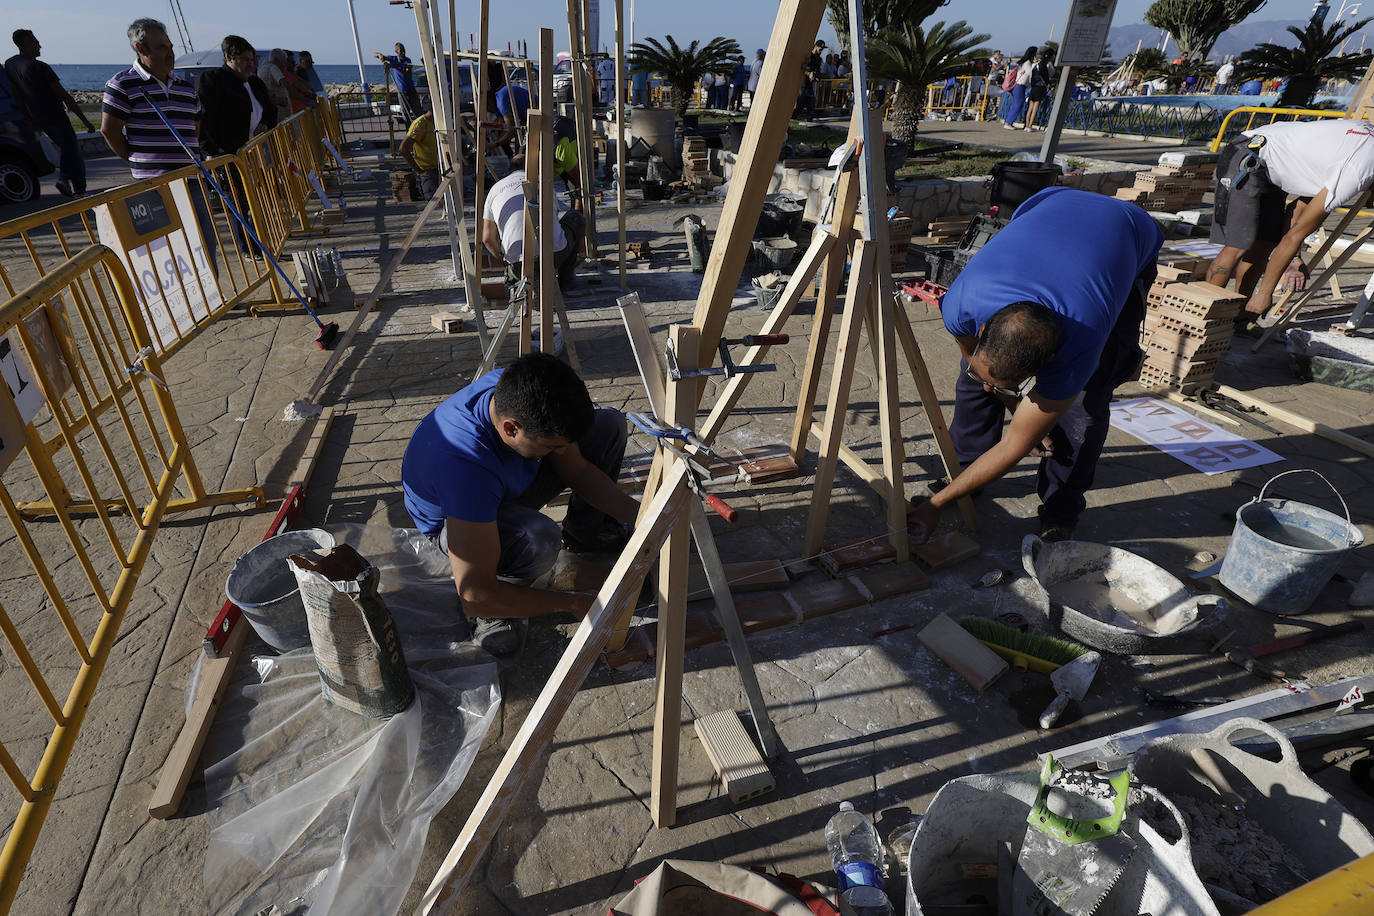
[924,75,992,119]
[0,244,263,910]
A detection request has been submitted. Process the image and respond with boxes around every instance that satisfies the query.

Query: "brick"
[794,577,866,620]
[910,530,981,571]
[430,312,468,333]
[818,536,897,576]
[852,562,931,600]
[733,592,798,634]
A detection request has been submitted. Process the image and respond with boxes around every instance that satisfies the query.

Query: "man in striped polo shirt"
[100,17,217,271]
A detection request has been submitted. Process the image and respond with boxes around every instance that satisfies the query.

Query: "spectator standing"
[795,40,824,120]
[257,49,290,122]
[101,17,217,269]
[986,51,1006,119]
[400,108,440,198]
[5,29,95,197]
[1002,45,1035,129]
[297,50,325,97]
[281,51,314,113]
[1215,59,1235,94]
[196,35,276,251]
[729,55,749,111]
[375,42,423,122]
[631,67,648,105]
[747,48,765,107]
[1022,47,1052,131]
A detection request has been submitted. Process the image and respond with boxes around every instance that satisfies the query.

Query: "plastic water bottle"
[825,802,894,915]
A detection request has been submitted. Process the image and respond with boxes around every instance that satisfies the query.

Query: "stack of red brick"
[1114,160,1216,212]
[682,136,721,188]
[1139,265,1242,391]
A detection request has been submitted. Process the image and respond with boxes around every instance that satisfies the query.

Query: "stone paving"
[1,130,1373,915]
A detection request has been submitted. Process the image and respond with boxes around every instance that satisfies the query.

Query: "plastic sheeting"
[200,524,500,915]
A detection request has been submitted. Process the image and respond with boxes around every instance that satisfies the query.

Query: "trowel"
[1039,651,1101,729]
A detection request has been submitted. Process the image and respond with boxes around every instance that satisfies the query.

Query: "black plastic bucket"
[988,161,1062,214]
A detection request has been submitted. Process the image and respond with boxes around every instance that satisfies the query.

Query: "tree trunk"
[1277,75,1320,108]
[891,82,923,148]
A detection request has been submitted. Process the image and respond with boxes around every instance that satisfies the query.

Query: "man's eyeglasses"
[965,353,1034,399]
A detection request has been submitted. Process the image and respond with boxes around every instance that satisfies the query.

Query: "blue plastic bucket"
[1218,471,1363,614]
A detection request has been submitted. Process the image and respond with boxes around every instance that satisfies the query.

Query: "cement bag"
[608,860,838,916]
[289,543,415,717]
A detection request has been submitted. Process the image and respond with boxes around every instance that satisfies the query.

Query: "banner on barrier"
[95,178,223,353]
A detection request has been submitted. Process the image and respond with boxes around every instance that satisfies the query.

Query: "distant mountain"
[1106,18,1374,62]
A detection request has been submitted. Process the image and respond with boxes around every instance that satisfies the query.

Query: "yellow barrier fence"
[925,75,992,119]
[1209,105,1349,151]
[0,244,263,910]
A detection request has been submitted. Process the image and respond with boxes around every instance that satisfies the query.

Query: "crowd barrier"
[0,244,264,910]
[1209,105,1349,151]
[925,75,992,119]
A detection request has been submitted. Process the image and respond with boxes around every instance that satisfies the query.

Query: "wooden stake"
[566,0,598,259]
[615,0,628,289]
[418,467,691,913]
[474,0,490,277]
[651,324,696,828]
[519,110,540,355]
[538,29,557,355]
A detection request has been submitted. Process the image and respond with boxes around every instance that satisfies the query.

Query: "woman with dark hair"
[1023,47,1053,131]
[1002,45,1036,129]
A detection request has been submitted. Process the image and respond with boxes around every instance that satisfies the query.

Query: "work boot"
[468,614,523,657]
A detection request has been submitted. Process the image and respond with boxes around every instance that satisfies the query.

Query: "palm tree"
[1235,16,1373,107]
[628,36,742,119]
[826,0,950,55]
[867,20,992,147]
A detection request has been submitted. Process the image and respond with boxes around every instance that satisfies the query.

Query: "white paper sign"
[0,333,45,423]
[1110,397,1284,475]
[95,178,222,354]
[1338,684,1365,711]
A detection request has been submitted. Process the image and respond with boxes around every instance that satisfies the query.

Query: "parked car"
[0,69,53,204]
[553,53,573,103]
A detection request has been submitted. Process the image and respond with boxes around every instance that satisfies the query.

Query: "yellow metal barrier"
[925,75,992,119]
[0,244,263,910]
[1209,105,1349,151]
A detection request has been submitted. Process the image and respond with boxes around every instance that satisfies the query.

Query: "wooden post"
[579,0,600,260]
[520,111,540,355]
[615,0,628,288]
[689,0,828,373]
[650,324,696,828]
[538,29,557,354]
[474,0,490,278]
[565,0,598,260]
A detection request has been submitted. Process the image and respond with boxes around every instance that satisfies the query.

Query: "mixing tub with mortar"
[1022,534,1228,654]
[905,771,1217,916]
[1131,717,1374,911]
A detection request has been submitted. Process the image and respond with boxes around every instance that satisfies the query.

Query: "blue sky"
[6,0,1353,64]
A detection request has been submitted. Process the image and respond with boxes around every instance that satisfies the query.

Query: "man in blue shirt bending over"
[909,187,1163,542]
[402,353,638,656]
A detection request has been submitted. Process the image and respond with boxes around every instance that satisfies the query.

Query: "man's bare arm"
[481,218,502,258]
[446,515,593,619]
[100,111,129,160]
[1245,189,1328,316]
[57,83,95,131]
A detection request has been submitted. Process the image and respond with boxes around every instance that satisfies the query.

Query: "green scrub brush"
[959,616,1088,673]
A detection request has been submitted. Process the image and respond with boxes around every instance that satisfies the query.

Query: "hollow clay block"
[917,612,1008,691]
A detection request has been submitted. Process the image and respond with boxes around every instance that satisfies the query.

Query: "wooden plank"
[918,612,1008,691]
[520,110,540,355]
[1215,384,1374,458]
[538,30,557,355]
[614,0,627,289]
[565,0,597,258]
[698,229,836,443]
[474,0,490,278]
[689,0,828,372]
[803,242,877,558]
[807,421,887,494]
[651,324,697,829]
[892,301,978,532]
[149,407,335,818]
[418,469,691,912]
[694,710,774,803]
[1255,221,1374,350]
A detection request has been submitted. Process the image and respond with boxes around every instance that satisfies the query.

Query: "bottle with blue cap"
[824,801,894,915]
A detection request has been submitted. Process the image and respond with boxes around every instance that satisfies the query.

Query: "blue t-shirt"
[940,187,1163,400]
[384,55,417,95]
[495,85,531,122]
[401,370,541,536]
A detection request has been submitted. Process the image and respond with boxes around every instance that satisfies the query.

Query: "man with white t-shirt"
[481,158,586,290]
[1207,119,1374,325]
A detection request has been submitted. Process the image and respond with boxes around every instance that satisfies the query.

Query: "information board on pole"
[1055,0,1118,67]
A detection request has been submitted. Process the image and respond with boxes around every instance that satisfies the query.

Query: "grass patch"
[896,145,1007,180]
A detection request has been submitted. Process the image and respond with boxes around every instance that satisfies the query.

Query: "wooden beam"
[651,324,696,828]
[538,29,557,356]
[520,110,541,355]
[1254,218,1374,351]
[566,0,598,258]
[803,241,877,558]
[614,0,628,289]
[689,0,828,371]
[474,0,490,277]
[1215,384,1374,458]
[808,422,887,494]
[419,467,691,912]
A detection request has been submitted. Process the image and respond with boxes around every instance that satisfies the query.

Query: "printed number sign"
[1109,397,1283,475]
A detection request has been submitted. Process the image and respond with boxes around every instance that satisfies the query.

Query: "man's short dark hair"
[12,30,34,51]
[978,301,1060,381]
[221,35,253,60]
[493,353,594,441]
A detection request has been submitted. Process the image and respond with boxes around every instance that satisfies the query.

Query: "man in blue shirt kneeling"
[909,187,1164,543]
[402,354,638,656]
